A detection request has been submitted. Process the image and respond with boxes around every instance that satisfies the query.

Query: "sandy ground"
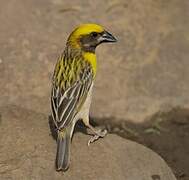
[0,0,189,179]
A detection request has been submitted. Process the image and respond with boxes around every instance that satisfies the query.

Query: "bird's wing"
[51,65,93,130]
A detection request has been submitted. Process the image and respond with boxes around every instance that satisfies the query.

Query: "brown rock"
[0,0,189,123]
[0,105,176,180]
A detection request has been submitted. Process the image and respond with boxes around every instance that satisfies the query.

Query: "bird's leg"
[86,124,107,146]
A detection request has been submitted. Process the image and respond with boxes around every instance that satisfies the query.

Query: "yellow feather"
[83,52,97,76]
[73,24,104,35]
[68,23,104,48]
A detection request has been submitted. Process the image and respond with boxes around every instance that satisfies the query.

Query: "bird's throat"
[83,52,97,76]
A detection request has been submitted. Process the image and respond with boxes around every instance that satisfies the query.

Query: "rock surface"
[0,0,189,123]
[0,105,176,180]
[0,0,185,179]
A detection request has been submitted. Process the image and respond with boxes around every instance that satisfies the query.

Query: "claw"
[87,129,107,146]
[88,135,99,146]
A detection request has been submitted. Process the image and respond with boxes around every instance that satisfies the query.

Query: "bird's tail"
[56,129,71,171]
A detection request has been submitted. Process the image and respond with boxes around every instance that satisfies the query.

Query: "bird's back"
[51,46,94,130]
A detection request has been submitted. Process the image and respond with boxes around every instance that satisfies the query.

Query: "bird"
[50,23,117,171]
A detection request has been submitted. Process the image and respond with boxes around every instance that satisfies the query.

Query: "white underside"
[70,83,93,136]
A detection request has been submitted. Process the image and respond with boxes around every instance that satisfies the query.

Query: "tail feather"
[56,130,71,171]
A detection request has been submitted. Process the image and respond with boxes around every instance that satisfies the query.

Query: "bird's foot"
[87,129,107,146]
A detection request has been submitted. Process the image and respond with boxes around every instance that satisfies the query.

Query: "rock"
[0,0,189,123]
[0,105,176,180]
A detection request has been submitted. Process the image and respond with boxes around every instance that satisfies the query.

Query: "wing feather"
[51,65,93,130]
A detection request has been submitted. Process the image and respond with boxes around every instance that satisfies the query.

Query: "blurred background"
[0,0,189,179]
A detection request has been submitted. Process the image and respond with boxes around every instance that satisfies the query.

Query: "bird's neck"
[83,52,97,76]
[66,45,97,77]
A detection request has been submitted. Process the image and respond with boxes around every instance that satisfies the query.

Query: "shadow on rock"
[48,107,189,179]
[91,107,189,180]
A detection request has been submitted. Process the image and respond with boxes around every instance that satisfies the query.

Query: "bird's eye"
[91,32,98,38]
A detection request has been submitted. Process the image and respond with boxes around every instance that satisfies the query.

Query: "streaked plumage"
[50,23,117,171]
[51,47,93,130]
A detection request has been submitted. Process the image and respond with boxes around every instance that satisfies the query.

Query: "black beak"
[99,31,117,43]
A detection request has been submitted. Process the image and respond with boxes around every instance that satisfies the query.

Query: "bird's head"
[67,23,117,52]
